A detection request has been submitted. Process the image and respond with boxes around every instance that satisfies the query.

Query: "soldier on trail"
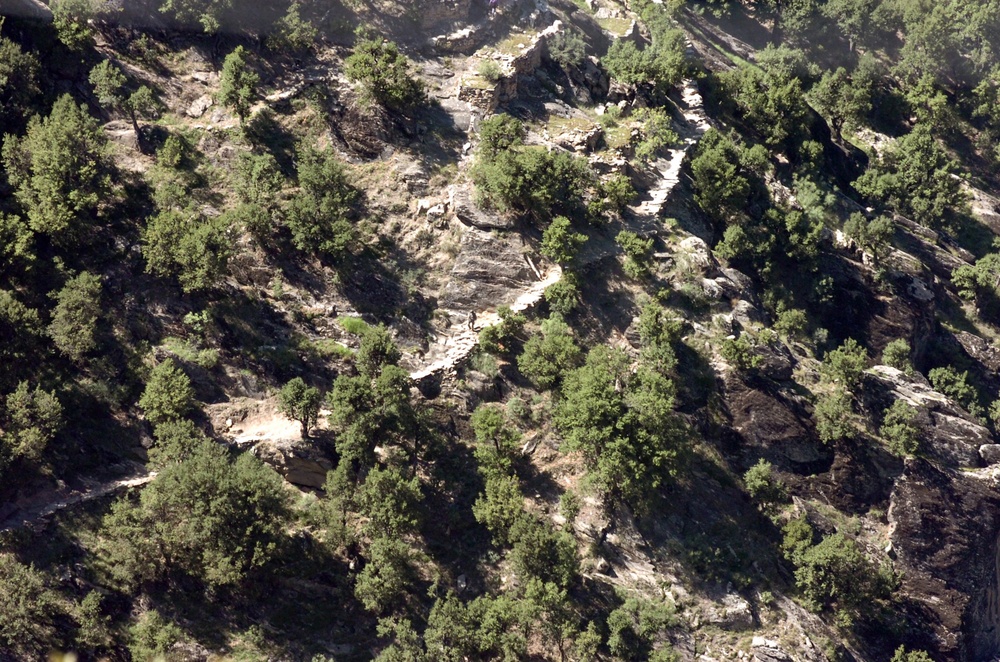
[468,310,477,330]
[489,0,499,17]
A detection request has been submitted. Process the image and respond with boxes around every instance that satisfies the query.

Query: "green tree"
[75,591,112,652]
[689,129,762,225]
[218,46,259,123]
[0,291,42,385]
[142,208,232,292]
[601,24,687,92]
[843,212,894,264]
[607,597,675,661]
[720,60,810,148]
[821,338,867,391]
[808,67,872,141]
[357,466,422,537]
[374,617,425,662]
[555,345,680,505]
[52,0,101,49]
[518,315,583,390]
[632,108,679,163]
[794,533,887,621]
[0,555,60,657]
[548,30,586,68]
[148,419,207,468]
[159,0,231,32]
[0,37,40,124]
[232,151,283,241]
[100,438,290,588]
[127,610,184,662]
[509,516,578,588]
[2,94,110,245]
[89,60,162,145]
[854,125,966,230]
[544,275,580,316]
[277,377,322,438]
[815,388,853,443]
[139,358,195,426]
[882,399,920,456]
[345,30,424,109]
[49,271,102,361]
[473,474,525,546]
[357,324,402,379]
[479,306,526,356]
[477,113,524,159]
[616,230,654,279]
[540,215,587,265]
[470,403,521,476]
[882,338,913,374]
[891,646,934,662]
[743,459,786,510]
[3,381,63,464]
[928,366,983,417]
[286,144,358,257]
[355,536,414,613]
[267,2,318,54]
[953,252,1000,311]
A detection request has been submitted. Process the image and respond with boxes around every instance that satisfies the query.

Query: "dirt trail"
[0,471,155,533]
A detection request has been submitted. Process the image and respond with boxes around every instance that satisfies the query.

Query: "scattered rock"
[706,594,754,631]
[449,185,516,230]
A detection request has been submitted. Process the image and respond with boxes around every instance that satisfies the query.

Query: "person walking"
[468,310,477,330]
[489,0,499,17]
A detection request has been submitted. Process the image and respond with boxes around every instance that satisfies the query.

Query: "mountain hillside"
[3,0,1000,660]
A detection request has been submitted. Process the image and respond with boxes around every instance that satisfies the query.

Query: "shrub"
[743,459,786,509]
[606,597,676,661]
[267,2,317,53]
[820,338,867,391]
[720,334,762,373]
[356,324,401,378]
[345,29,424,109]
[139,358,195,425]
[3,381,63,464]
[286,145,358,258]
[143,209,232,293]
[541,216,587,265]
[891,646,934,662]
[477,113,524,158]
[518,315,582,390]
[773,307,808,340]
[815,388,853,443]
[544,275,580,316]
[882,399,920,457]
[354,536,414,613]
[928,366,984,418]
[632,108,678,163]
[277,377,322,438]
[127,610,183,662]
[882,338,913,374]
[218,46,259,122]
[49,271,102,361]
[616,230,654,279]
[548,31,586,68]
[0,554,60,657]
[843,212,894,264]
[478,59,503,83]
[470,403,521,476]
[479,306,526,356]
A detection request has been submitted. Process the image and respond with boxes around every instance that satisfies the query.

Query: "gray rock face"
[439,229,536,310]
[751,637,794,662]
[253,438,332,489]
[449,185,516,230]
[889,458,1000,661]
[865,365,992,467]
[706,594,754,631]
[981,444,1000,465]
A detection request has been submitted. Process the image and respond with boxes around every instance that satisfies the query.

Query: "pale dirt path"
[0,472,155,533]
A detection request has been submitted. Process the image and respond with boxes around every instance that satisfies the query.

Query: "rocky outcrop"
[439,228,536,309]
[252,438,332,489]
[449,184,516,230]
[889,458,1000,661]
[864,366,992,467]
[751,637,794,662]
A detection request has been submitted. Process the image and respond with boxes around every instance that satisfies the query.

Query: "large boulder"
[253,438,332,489]
[449,185,516,230]
[439,228,536,309]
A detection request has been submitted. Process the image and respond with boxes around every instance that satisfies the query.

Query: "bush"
[479,306,526,356]
[3,381,63,465]
[218,46,259,122]
[278,377,322,438]
[541,216,587,265]
[544,275,580,316]
[267,3,317,54]
[720,334,762,373]
[286,144,358,258]
[128,610,183,662]
[49,272,102,361]
[345,29,424,109]
[815,388,853,443]
[882,338,913,374]
[928,366,984,418]
[743,459,786,510]
[843,212,893,264]
[143,209,233,292]
[548,31,586,68]
[139,358,195,425]
[0,554,60,657]
[616,230,654,279]
[518,315,582,389]
[632,108,678,163]
[820,338,867,391]
[882,399,920,457]
[478,59,503,83]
